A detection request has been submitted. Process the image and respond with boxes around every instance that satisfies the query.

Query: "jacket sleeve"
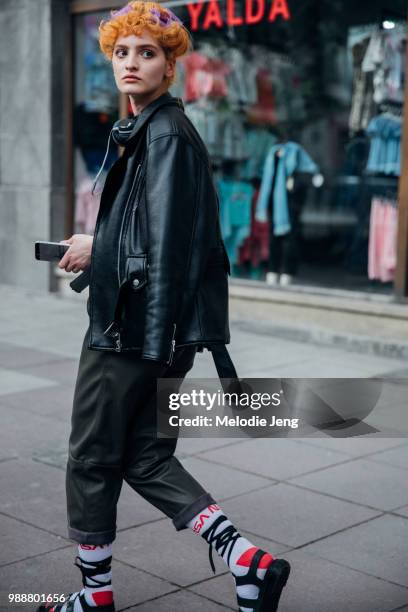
[142,134,200,364]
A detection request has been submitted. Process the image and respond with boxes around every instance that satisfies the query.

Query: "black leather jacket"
[79,92,232,367]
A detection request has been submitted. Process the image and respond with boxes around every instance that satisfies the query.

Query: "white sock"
[49,544,113,611]
[77,544,113,607]
[186,504,274,612]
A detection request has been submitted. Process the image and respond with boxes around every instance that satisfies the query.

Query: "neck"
[129,86,169,116]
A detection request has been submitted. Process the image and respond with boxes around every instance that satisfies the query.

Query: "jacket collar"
[92,92,183,194]
[114,91,184,144]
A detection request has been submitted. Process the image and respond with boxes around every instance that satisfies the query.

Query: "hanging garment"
[217,179,254,266]
[366,114,402,176]
[241,129,277,181]
[223,47,258,107]
[180,51,230,102]
[184,102,222,158]
[246,68,277,125]
[238,186,269,267]
[255,142,319,235]
[75,175,103,235]
[368,197,398,282]
[349,37,376,133]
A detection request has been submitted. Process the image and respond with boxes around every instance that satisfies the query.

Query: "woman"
[45,3,290,611]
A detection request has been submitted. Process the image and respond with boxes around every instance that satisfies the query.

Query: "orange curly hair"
[99,1,193,88]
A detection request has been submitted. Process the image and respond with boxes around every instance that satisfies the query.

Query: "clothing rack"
[336,175,399,187]
[379,101,403,118]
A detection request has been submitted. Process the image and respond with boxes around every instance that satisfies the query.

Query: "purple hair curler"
[149,7,183,27]
[110,4,133,18]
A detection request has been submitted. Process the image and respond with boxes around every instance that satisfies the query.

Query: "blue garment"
[217,179,254,265]
[241,129,277,180]
[255,142,319,235]
[366,115,402,176]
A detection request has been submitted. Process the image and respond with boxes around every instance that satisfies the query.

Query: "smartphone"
[35,241,70,261]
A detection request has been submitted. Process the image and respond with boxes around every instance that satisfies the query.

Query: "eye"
[114,48,127,58]
[141,49,155,58]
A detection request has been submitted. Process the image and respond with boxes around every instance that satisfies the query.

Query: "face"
[112,31,175,101]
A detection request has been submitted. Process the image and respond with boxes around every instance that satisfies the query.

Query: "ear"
[165,58,176,80]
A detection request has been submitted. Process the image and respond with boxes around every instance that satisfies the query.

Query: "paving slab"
[123,589,232,611]
[196,438,352,481]
[115,520,288,588]
[175,437,243,457]
[18,359,79,388]
[0,343,68,369]
[178,456,273,500]
[292,437,407,457]
[0,459,68,539]
[232,340,408,378]
[219,483,380,548]
[364,444,408,470]
[393,505,408,518]
[367,405,408,437]
[255,359,400,378]
[2,385,75,421]
[290,458,408,511]
[0,514,67,566]
[302,514,408,588]
[0,405,68,458]
[279,549,408,612]
[0,367,56,397]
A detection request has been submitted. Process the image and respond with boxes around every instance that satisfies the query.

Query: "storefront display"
[70,0,408,295]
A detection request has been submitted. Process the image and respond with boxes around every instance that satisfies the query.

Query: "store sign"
[187,0,291,31]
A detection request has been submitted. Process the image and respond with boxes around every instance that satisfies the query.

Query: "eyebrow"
[113,43,159,50]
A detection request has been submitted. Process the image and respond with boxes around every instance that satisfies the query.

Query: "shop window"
[71,1,407,294]
[169,0,407,294]
[73,12,120,237]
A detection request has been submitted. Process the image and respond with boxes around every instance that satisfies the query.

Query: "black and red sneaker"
[36,555,115,612]
[235,550,291,612]
[36,591,115,612]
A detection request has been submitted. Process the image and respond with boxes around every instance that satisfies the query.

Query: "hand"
[58,234,93,273]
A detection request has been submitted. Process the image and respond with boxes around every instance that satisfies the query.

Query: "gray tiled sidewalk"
[0,284,408,612]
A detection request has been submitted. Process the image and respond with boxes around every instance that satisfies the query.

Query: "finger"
[66,261,76,273]
[58,251,71,269]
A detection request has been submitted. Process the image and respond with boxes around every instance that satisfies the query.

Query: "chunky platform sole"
[254,558,291,612]
[36,598,115,612]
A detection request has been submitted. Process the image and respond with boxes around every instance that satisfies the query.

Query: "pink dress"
[368,197,398,282]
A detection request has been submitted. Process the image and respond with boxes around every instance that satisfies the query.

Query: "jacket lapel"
[127,92,184,142]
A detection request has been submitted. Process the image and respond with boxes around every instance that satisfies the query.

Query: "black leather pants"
[66,327,215,544]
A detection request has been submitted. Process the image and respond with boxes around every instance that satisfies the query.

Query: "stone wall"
[0,0,69,291]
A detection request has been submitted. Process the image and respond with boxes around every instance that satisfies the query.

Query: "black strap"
[70,267,91,293]
[209,344,237,378]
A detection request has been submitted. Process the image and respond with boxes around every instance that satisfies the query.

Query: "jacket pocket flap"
[125,254,148,290]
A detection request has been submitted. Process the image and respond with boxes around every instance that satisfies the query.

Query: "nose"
[125,51,139,72]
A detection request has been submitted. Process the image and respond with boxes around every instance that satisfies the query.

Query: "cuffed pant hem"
[172,492,217,531]
[67,524,116,545]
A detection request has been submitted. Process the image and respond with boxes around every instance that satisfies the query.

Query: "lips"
[123,76,141,81]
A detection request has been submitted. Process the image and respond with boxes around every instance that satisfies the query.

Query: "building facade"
[1,0,408,298]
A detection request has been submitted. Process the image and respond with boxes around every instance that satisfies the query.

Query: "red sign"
[187,0,291,31]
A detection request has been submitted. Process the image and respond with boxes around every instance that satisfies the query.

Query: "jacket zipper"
[117,162,142,286]
[167,323,177,366]
[103,320,122,352]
